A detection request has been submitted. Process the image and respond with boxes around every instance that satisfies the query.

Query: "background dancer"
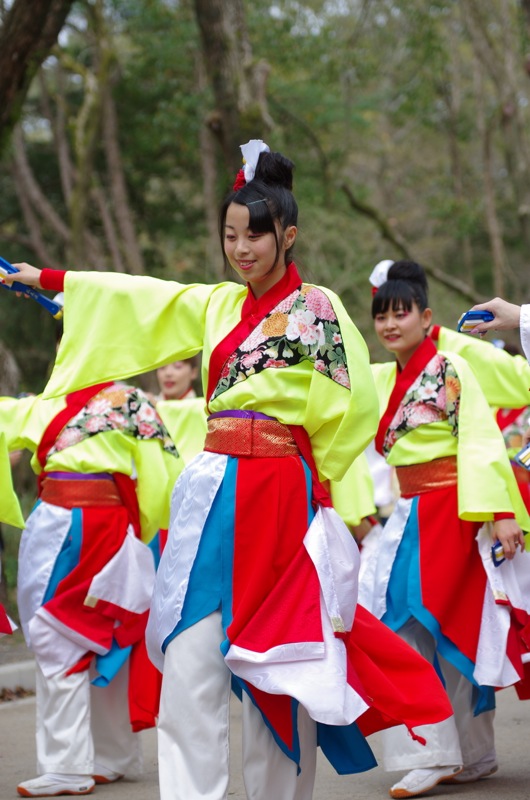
[362,260,530,799]
[0,364,181,797]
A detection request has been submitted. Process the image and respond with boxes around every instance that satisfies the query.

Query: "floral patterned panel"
[210,285,351,401]
[497,406,530,458]
[48,384,179,459]
[382,354,461,457]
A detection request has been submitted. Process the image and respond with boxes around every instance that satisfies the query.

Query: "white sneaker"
[389,766,463,798]
[92,763,124,784]
[440,755,498,784]
[17,774,95,797]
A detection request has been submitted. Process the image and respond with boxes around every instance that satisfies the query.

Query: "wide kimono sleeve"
[303,290,380,481]
[156,398,208,466]
[447,351,530,530]
[0,395,41,452]
[0,432,24,528]
[330,452,376,527]
[132,437,183,544]
[44,271,229,398]
[437,325,530,407]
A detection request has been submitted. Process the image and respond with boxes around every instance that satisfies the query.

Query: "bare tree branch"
[340,182,485,303]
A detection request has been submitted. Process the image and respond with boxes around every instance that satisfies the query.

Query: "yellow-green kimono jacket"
[44,266,379,481]
[0,431,24,528]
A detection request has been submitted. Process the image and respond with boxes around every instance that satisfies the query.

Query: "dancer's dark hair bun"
[254,151,294,191]
[387,260,428,292]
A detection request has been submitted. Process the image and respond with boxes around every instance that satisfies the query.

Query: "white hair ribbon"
[369,259,394,289]
[240,139,271,183]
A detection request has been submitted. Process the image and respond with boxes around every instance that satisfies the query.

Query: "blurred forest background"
[1,0,530,612]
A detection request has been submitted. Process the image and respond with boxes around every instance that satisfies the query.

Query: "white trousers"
[382,618,495,771]
[35,659,142,777]
[158,611,317,800]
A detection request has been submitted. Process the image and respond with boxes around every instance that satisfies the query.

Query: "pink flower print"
[263,358,288,368]
[417,380,439,401]
[138,422,157,437]
[221,353,238,379]
[240,324,268,352]
[241,350,263,369]
[436,386,446,410]
[424,355,443,377]
[391,405,406,428]
[331,364,351,389]
[54,427,84,451]
[138,403,157,421]
[408,404,440,426]
[286,309,324,346]
[314,359,327,373]
[385,430,398,453]
[304,288,336,321]
[87,397,112,415]
[85,416,108,433]
[332,332,342,344]
[107,411,127,428]
[275,289,300,313]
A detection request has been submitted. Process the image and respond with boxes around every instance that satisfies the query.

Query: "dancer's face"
[223,203,296,298]
[374,301,432,368]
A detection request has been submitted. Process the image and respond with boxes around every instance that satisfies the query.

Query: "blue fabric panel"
[317,721,378,774]
[383,498,495,715]
[92,639,131,686]
[43,507,83,603]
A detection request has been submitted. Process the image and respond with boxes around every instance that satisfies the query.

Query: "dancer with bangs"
[361,260,530,799]
[6,142,454,800]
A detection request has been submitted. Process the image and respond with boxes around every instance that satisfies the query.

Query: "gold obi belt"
[204,411,300,458]
[396,456,457,497]
[39,471,122,508]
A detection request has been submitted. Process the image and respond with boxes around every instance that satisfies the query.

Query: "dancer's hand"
[469,298,521,334]
[493,518,525,559]
[1,262,43,289]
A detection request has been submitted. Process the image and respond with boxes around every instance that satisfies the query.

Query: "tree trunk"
[0,0,75,156]
[193,0,273,184]
[101,78,145,274]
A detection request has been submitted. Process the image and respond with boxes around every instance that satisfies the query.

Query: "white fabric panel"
[358,496,412,617]
[475,524,530,686]
[29,608,108,677]
[17,502,73,645]
[146,452,227,672]
[87,524,155,613]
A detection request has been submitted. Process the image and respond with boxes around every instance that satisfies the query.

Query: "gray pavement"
[1,658,530,799]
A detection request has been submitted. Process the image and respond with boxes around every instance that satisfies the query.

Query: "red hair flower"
[233,169,246,191]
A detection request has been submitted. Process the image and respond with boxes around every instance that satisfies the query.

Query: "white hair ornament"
[369,259,394,291]
[240,139,270,183]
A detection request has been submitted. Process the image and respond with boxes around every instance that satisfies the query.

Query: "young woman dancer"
[0,379,181,798]
[6,142,453,800]
[361,260,530,799]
